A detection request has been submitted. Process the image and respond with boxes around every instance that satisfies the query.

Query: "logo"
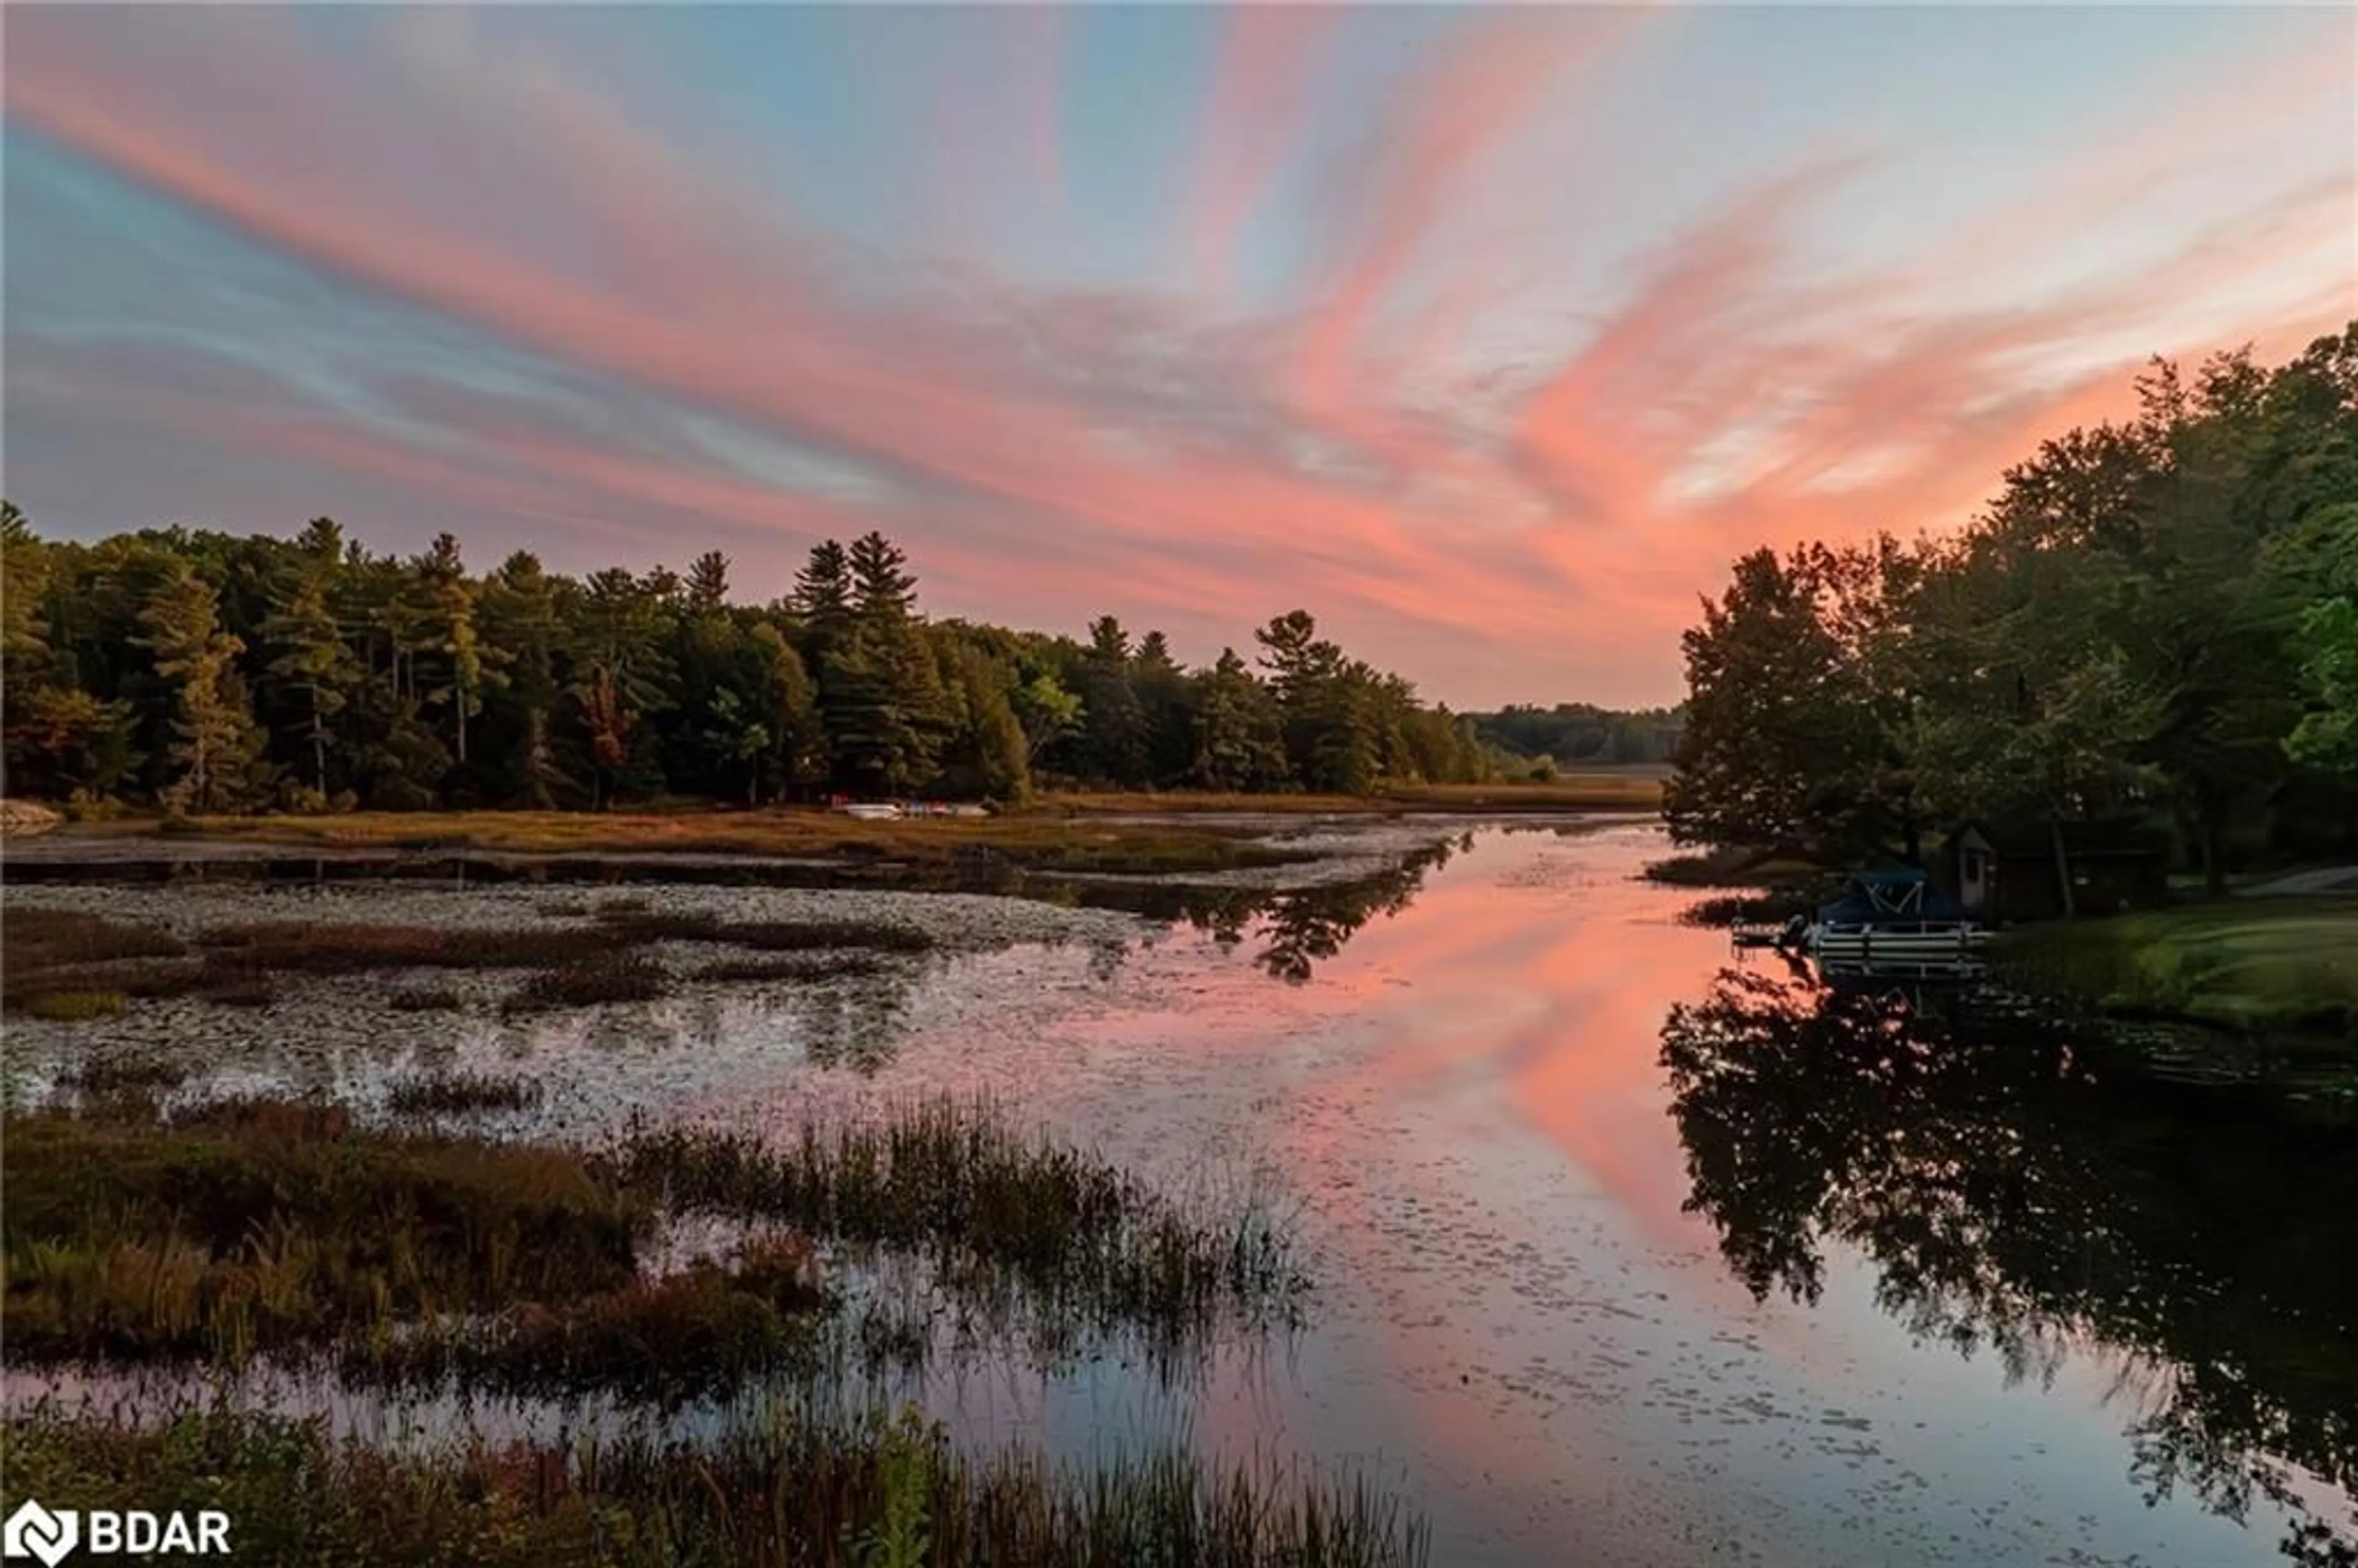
[1,1499,231,1562]
[3,1502,77,1568]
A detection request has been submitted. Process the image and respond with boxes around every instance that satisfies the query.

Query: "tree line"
[1665,323,2358,895]
[1467,702,1684,769]
[0,516,1502,813]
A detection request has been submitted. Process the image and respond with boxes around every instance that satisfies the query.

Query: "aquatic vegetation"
[1,1404,1430,1568]
[384,1071,545,1115]
[593,907,728,942]
[2,1101,647,1362]
[201,976,280,1009]
[502,955,669,1012]
[604,1096,1307,1338]
[18,988,127,1020]
[361,1251,830,1401]
[595,907,935,953]
[87,808,1327,877]
[720,920,935,954]
[198,920,596,975]
[387,983,469,1012]
[57,1055,188,1096]
[694,953,897,984]
[2,1095,1304,1380]
[1043,777,1660,813]
[0,907,208,1013]
[2,906,188,966]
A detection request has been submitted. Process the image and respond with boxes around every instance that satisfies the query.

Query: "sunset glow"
[5,4,2352,706]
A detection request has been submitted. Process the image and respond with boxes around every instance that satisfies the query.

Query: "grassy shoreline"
[1993,898,2358,1043]
[20,780,1659,863]
[1040,776,1662,815]
[49,808,1313,873]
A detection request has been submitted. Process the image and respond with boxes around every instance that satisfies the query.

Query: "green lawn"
[1995,897,2358,1039]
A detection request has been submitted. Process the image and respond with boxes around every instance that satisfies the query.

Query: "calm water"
[10,820,2354,1566]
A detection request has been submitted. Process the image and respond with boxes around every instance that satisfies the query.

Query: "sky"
[3,4,2352,710]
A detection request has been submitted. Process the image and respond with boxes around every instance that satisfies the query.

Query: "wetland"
[4,816,2353,1566]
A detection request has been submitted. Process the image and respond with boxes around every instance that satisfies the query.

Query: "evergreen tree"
[1072,615,1147,783]
[260,521,361,801]
[792,540,854,650]
[1192,648,1287,791]
[412,532,494,772]
[478,551,574,807]
[687,549,731,612]
[134,560,268,813]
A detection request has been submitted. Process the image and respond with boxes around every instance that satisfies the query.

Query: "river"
[7,818,2353,1566]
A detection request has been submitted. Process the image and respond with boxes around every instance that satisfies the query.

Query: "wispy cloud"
[6,5,2349,705]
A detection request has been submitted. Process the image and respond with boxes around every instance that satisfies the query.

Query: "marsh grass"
[2,1101,647,1363]
[18,990,128,1020]
[1678,891,1813,930]
[502,954,669,1013]
[695,953,897,984]
[1,1404,1430,1568]
[388,984,468,1013]
[198,922,597,975]
[1042,778,1661,815]
[1,908,210,1014]
[362,1244,830,1401]
[14,907,927,1023]
[605,1097,1307,1340]
[57,1055,187,1096]
[2,907,188,967]
[83,808,1327,875]
[594,908,935,953]
[725,920,934,953]
[3,1096,1305,1387]
[384,1071,546,1116]
[1644,850,1826,889]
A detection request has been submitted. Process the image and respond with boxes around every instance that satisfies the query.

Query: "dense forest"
[1666,324,2358,889]
[1467,703,1684,769]
[0,518,1500,812]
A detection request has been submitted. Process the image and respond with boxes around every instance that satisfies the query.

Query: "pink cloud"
[7,5,2349,708]
[1183,3,1350,292]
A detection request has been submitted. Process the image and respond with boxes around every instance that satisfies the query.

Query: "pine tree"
[569,568,672,806]
[479,551,574,807]
[413,533,494,769]
[848,532,918,621]
[260,524,360,800]
[1075,615,1147,783]
[792,541,854,653]
[134,561,268,813]
[1192,648,1287,790]
[687,549,731,613]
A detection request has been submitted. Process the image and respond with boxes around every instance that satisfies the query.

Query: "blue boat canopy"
[1818,867,1971,925]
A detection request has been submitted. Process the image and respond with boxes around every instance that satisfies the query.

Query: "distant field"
[1045,776,1663,815]
[1996,898,2358,1041]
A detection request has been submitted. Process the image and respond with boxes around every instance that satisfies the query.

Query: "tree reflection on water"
[1659,968,2358,1566]
[1170,835,1466,984]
